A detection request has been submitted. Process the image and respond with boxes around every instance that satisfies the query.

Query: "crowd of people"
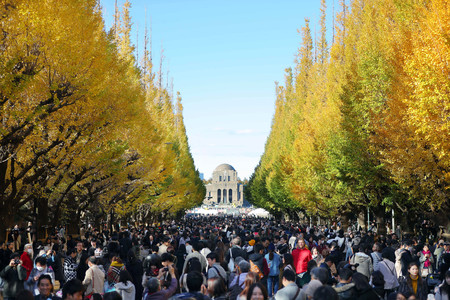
[0,216,449,300]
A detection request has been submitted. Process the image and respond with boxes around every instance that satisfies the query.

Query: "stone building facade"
[204,164,245,206]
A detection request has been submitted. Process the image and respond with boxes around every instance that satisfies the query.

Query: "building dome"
[214,163,236,172]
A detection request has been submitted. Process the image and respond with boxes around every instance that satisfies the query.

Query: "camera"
[14,259,20,265]
[163,267,169,272]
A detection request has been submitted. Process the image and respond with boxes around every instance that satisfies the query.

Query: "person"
[47,245,64,286]
[434,241,445,271]
[75,242,89,282]
[292,239,312,275]
[82,256,105,297]
[371,242,383,272]
[265,243,281,297]
[297,259,317,288]
[273,269,301,300]
[398,262,427,300]
[16,290,35,300]
[114,270,136,300]
[27,256,55,296]
[350,245,373,280]
[352,272,379,300]
[106,256,126,289]
[246,282,268,300]
[279,252,295,290]
[206,252,227,284]
[238,272,258,300]
[333,267,357,300]
[434,270,450,300]
[311,247,323,266]
[157,237,170,256]
[175,243,187,273]
[395,241,413,278]
[229,259,250,300]
[126,250,144,300]
[172,271,210,300]
[21,243,34,280]
[0,253,28,300]
[298,267,327,300]
[183,242,208,274]
[62,278,84,300]
[64,248,78,282]
[248,243,269,284]
[313,285,339,300]
[418,244,433,278]
[206,277,228,300]
[34,274,60,300]
[143,265,178,300]
[226,237,248,272]
[371,270,386,299]
[378,249,399,295]
[103,291,122,300]
[179,257,206,292]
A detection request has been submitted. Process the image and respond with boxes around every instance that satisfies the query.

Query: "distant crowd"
[1,217,449,300]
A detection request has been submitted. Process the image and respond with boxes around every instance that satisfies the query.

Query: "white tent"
[248,208,271,218]
[194,208,218,215]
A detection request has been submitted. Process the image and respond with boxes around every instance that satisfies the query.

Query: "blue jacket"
[265,252,281,276]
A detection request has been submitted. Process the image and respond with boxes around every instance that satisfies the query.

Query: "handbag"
[228,249,235,272]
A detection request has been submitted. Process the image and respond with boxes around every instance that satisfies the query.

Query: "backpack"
[229,281,245,300]
[249,260,264,280]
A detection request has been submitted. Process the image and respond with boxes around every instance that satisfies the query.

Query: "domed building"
[204,164,245,207]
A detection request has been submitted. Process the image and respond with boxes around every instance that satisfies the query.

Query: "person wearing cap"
[265,243,281,297]
[228,256,246,288]
[82,256,104,297]
[299,267,328,300]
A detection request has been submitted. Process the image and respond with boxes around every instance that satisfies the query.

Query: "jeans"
[267,275,279,297]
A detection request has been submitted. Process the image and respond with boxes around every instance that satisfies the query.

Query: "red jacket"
[20,251,33,280]
[292,248,312,274]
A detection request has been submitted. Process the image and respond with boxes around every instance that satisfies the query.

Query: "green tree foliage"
[247,0,449,225]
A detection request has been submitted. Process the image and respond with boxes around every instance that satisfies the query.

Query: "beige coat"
[83,264,105,295]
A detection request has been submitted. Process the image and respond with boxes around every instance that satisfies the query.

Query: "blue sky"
[100,0,335,179]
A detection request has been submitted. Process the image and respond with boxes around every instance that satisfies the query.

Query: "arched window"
[229,189,233,203]
[217,189,221,203]
[223,189,227,203]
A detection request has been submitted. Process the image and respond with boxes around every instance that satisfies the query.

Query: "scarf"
[422,250,431,268]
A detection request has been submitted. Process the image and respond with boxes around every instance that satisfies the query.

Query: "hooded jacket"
[248,253,268,277]
[350,252,373,279]
[334,282,357,300]
[115,280,136,300]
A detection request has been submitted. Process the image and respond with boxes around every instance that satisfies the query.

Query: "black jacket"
[225,246,248,264]
[0,265,27,298]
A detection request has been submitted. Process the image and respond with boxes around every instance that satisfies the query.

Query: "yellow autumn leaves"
[0,0,204,232]
[247,0,449,224]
